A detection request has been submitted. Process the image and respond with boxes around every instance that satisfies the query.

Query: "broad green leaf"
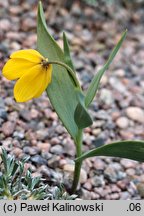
[37,2,79,142]
[85,30,127,107]
[75,140,144,162]
[74,103,93,129]
[74,90,93,129]
[63,32,75,72]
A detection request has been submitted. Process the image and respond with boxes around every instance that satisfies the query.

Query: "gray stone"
[116,116,129,129]
[23,146,39,155]
[19,110,31,121]
[13,131,24,140]
[99,88,114,105]
[126,107,144,123]
[95,110,110,120]
[120,159,138,169]
[0,109,7,120]
[48,155,61,168]
[93,158,106,170]
[83,181,92,190]
[2,121,16,136]
[0,98,7,120]
[137,183,144,198]
[63,164,87,184]
[31,155,48,165]
[39,165,51,177]
[62,137,76,156]
[81,189,93,200]
[50,145,63,155]
[92,128,101,136]
[104,164,126,183]
[36,129,49,141]
[0,19,11,31]
[91,175,105,187]
[120,192,131,200]
[109,77,127,94]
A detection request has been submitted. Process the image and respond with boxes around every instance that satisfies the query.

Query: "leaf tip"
[38,1,44,16]
[122,29,128,39]
[38,1,42,6]
[63,32,66,41]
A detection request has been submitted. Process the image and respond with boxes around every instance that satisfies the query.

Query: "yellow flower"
[2,49,52,102]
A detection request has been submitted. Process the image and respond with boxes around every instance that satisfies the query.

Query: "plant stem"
[47,61,81,88]
[4,190,13,200]
[71,129,83,194]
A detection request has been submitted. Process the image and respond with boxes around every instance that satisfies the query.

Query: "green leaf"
[37,2,79,141]
[75,140,144,162]
[11,161,19,176]
[74,103,93,129]
[63,32,75,71]
[85,30,127,107]
[74,90,93,129]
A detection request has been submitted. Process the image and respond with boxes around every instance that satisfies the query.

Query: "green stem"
[3,189,13,200]
[47,60,83,193]
[71,129,83,194]
[48,61,81,88]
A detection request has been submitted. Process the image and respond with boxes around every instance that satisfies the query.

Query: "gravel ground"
[0,0,144,199]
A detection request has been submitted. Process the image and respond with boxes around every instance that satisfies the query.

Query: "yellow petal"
[10,49,44,63]
[34,64,52,98]
[14,64,52,102]
[2,59,36,80]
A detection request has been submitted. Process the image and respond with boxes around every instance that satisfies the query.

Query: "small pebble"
[2,121,16,136]
[63,164,87,184]
[91,175,105,187]
[31,155,48,165]
[23,146,39,155]
[50,145,64,155]
[126,107,144,123]
[120,159,138,169]
[116,116,129,129]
